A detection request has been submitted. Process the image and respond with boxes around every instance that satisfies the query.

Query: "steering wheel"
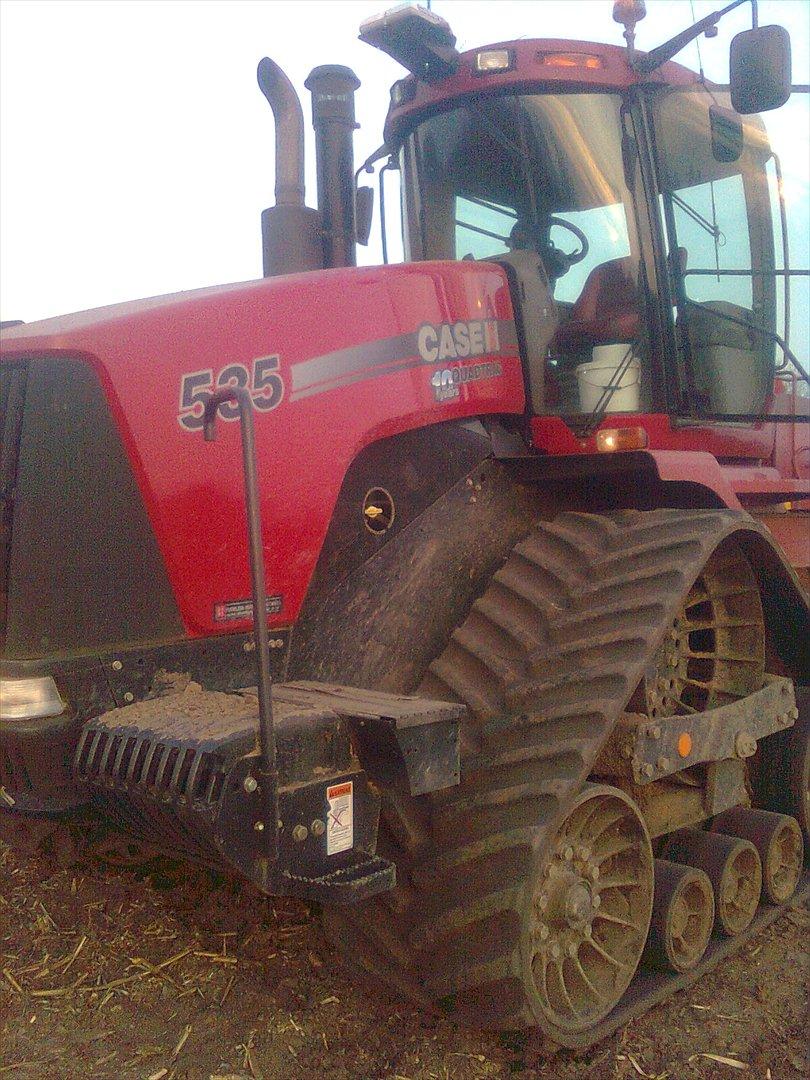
[546,216,589,275]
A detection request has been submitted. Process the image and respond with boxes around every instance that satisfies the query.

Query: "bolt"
[111,660,123,671]
[669,655,679,668]
[123,692,134,703]
[311,819,326,837]
[563,846,574,862]
[292,824,308,843]
[243,776,258,794]
[647,725,661,740]
[642,762,655,778]
[735,732,757,759]
[657,756,670,772]
[587,864,600,882]
[789,707,799,720]
[243,640,256,652]
[254,821,265,832]
[592,894,601,909]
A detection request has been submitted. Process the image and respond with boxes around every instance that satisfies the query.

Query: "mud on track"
[1,843,807,1080]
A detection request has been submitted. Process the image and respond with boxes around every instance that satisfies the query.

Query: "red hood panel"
[1,262,523,635]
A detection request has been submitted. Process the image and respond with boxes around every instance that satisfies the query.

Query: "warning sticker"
[213,595,283,623]
[326,781,353,855]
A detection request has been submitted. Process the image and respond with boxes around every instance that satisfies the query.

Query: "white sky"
[1,0,808,323]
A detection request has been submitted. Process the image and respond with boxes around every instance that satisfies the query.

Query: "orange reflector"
[595,426,648,453]
[677,732,693,758]
[540,52,604,70]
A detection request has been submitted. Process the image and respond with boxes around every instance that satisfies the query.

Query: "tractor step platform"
[72,679,463,903]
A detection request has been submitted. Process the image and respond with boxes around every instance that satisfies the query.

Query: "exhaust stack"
[257,57,324,277]
[305,65,361,269]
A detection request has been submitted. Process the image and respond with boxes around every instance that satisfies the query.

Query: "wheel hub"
[529,786,653,1033]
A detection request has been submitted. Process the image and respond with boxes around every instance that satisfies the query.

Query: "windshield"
[400,92,651,419]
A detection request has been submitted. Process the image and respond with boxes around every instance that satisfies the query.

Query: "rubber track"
[325,508,807,1044]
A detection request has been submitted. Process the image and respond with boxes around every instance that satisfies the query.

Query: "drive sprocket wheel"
[638,543,765,718]
[529,785,653,1032]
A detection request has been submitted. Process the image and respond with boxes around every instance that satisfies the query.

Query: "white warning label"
[326,780,353,855]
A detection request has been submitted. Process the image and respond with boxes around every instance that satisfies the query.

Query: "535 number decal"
[178,356,284,431]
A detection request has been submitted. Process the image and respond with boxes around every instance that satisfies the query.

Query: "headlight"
[0,676,65,721]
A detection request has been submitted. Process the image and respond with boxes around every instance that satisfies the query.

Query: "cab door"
[647,84,809,443]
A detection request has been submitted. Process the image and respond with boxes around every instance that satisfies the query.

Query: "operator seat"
[553,258,639,351]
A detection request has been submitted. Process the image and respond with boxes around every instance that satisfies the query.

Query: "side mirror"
[355,186,374,245]
[729,25,791,114]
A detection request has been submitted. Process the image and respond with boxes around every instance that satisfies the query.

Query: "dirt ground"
[1,840,807,1080]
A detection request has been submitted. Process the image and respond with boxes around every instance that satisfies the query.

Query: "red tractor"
[1,0,807,1048]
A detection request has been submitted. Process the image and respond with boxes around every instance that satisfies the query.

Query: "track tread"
[325,508,806,1041]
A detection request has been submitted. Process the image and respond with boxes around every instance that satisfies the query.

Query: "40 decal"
[178,357,284,431]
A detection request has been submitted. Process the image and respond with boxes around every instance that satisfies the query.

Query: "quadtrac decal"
[178,355,284,431]
[289,317,517,403]
[417,320,505,404]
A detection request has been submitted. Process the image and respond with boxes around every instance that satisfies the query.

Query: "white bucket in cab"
[575,344,640,413]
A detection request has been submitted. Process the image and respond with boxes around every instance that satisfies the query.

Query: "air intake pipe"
[305,65,361,269]
[257,57,324,277]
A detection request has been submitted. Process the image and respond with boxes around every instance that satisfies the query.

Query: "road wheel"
[528,784,653,1033]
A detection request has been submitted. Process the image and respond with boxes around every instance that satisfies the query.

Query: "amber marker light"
[539,52,604,70]
[677,732,693,758]
[595,426,648,453]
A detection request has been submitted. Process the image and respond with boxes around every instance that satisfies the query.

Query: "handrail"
[202,387,278,856]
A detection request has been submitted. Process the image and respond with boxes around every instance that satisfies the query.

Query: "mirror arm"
[633,0,749,74]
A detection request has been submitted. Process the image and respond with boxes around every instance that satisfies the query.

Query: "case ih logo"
[416,319,500,363]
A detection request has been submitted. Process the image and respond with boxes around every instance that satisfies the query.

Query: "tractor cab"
[367,3,808,438]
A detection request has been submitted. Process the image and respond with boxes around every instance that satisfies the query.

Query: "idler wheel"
[660,827,761,937]
[529,784,654,1034]
[711,807,803,904]
[643,859,715,973]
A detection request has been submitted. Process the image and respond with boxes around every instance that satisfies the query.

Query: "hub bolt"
[292,824,308,843]
[111,660,123,671]
[735,732,757,759]
[243,776,258,793]
[311,819,326,837]
[254,820,265,832]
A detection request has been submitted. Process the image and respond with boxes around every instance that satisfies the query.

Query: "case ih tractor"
[1,0,808,1049]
